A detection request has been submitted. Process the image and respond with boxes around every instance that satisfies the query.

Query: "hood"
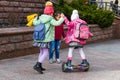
[39,14,53,23]
[71,10,79,21]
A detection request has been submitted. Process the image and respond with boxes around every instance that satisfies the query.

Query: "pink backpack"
[73,23,92,40]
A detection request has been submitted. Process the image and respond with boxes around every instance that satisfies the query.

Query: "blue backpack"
[33,22,49,40]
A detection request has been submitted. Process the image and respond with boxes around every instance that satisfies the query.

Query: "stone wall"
[0,23,118,60]
[0,27,39,59]
[0,0,45,27]
[87,24,114,43]
[114,17,120,39]
[0,1,120,60]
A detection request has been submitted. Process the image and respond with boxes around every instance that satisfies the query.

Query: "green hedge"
[54,0,114,28]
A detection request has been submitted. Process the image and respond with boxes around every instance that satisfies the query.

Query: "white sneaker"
[56,59,61,64]
[49,59,53,64]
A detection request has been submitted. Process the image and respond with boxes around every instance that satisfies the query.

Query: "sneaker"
[49,59,53,64]
[67,66,73,70]
[56,59,61,64]
[81,60,89,67]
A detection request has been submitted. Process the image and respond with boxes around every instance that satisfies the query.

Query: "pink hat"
[44,1,54,14]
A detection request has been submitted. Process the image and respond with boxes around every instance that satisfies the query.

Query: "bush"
[95,10,114,28]
[54,0,114,28]
[54,2,73,20]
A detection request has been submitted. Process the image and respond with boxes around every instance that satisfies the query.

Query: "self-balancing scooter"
[62,62,90,72]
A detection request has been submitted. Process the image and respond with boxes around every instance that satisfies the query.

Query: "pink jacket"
[64,17,91,45]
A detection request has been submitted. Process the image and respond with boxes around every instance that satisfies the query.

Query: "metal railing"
[51,0,120,17]
[90,1,120,17]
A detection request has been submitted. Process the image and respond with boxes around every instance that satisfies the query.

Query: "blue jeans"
[49,40,61,60]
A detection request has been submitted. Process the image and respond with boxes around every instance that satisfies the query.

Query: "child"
[33,1,64,74]
[49,11,66,64]
[63,10,93,69]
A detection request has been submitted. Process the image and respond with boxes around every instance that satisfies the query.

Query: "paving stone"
[0,39,120,80]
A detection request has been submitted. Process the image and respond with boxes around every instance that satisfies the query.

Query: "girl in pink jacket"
[64,10,92,69]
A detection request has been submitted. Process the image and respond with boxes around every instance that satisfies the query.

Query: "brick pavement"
[0,39,120,80]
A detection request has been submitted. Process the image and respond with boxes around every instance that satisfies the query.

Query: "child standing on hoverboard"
[63,10,93,70]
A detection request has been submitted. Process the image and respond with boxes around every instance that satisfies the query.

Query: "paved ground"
[0,39,120,80]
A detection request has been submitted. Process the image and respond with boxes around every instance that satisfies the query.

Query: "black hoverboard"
[62,62,90,72]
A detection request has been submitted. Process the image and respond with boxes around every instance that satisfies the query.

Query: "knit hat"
[44,1,54,14]
[71,10,79,21]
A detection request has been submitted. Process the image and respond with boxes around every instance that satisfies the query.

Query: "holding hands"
[61,13,65,18]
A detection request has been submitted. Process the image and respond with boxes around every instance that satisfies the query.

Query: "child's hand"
[34,14,38,18]
[90,33,94,37]
[61,13,65,18]
[34,16,38,19]
[62,38,66,41]
[92,34,94,36]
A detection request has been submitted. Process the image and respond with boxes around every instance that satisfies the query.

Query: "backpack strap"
[40,19,51,34]
[45,26,50,34]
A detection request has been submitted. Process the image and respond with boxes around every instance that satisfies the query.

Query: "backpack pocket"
[33,31,45,40]
[33,22,45,40]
